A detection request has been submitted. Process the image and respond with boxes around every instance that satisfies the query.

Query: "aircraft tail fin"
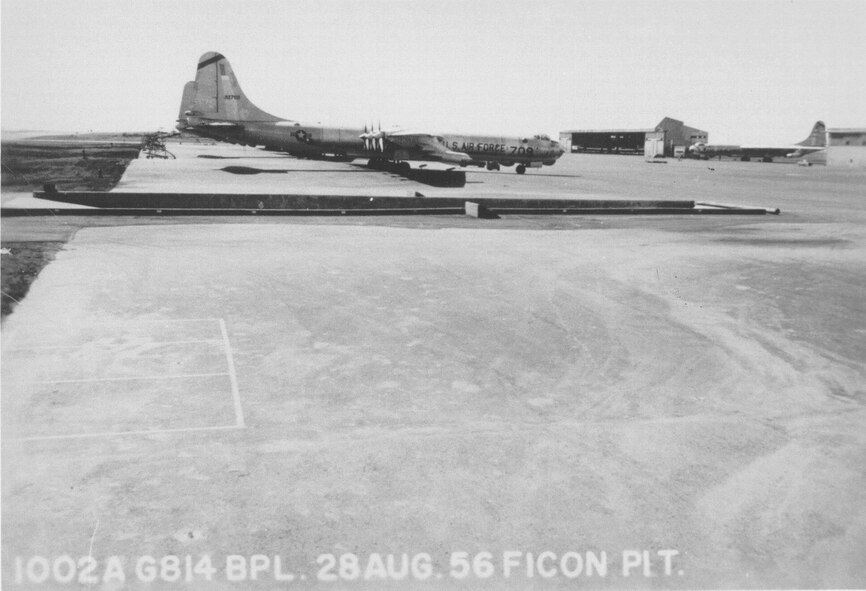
[797,121,826,147]
[178,81,197,122]
[183,52,282,122]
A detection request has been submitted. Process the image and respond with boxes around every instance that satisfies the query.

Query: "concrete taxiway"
[2,144,865,588]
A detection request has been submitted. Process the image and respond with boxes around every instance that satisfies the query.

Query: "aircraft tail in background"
[179,52,282,123]
[796,121,827,148]
[177,81,196,122]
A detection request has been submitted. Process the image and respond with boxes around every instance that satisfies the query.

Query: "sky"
[1,0,864,144]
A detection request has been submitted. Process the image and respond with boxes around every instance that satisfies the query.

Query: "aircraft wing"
[740,144,824,154]
[176,116,240,137]
[785,146,825,157]
[178,113,240,128]
[193,121,239,127]
[385,132,472,165]
[695,143,825,159]
[737,145,826,159]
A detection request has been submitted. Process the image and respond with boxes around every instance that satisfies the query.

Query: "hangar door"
[644,132,664,158]
[570,132,645,153]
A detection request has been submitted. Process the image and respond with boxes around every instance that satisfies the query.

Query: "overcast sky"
[2,0,864,144]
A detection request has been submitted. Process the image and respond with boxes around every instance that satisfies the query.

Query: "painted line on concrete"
[44,317,223,325]
[14,424,244,442]
[219,319,246,428]
[5,339,225,352]
[23,372,229,385]
[6,319,246,441]
[94,318,225,323]
[3,318,225,351]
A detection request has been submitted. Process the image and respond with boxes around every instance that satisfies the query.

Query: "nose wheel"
[516,164,526,174]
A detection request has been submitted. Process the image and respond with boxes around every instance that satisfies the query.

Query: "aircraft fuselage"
[186,117,562,167]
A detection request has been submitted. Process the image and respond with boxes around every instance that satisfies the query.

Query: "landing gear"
[367,158,413,173]
[486,162,500,171]
[516,164,526,175]
[762,156,773,163]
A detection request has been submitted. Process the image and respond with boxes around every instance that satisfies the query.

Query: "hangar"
[826,128,866,168]
[559,117,708,157]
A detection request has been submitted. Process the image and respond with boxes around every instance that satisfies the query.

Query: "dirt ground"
[2,141,141,193]
[1,138,140,318]
[0,242,65,317]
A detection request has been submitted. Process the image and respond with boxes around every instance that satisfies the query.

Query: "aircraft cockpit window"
[521,138,529,143]
[534,134,550,140]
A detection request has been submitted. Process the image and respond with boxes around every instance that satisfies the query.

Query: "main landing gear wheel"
[486,162,500,171]
[516,164,526,174]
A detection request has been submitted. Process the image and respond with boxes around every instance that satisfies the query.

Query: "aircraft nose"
[552,142,564,157]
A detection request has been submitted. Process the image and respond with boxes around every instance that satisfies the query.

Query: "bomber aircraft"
[686,121,826,162]
[176,52,564,174]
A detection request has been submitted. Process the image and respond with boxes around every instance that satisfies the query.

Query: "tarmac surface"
[2,144,865,589]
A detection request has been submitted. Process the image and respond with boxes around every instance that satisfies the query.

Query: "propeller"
[360,120,386,152]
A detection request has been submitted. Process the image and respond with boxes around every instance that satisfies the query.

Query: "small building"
[826,128,866,168]
[559,117,708,157]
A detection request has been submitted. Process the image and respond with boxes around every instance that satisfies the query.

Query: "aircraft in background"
[686,121,826,162]
[176,52,564,174]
